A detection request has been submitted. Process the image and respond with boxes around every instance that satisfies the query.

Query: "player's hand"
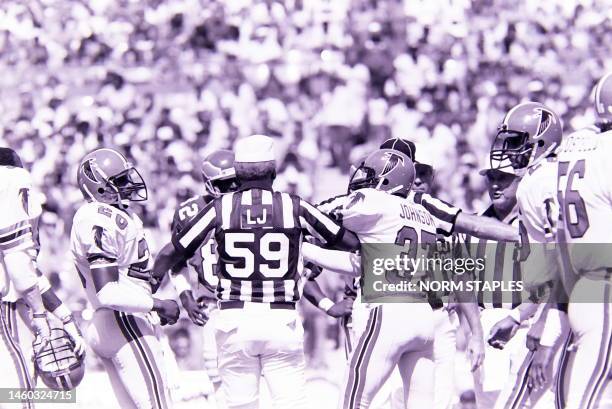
[31,312,51,354]
[327,299,353,318]
[488,316,520,350]
[467,335,485,372]
[528,344,554,390]
[526,317,545,351]
[179,291,208,326]
[153,299,180,325]
[63,318,86,357]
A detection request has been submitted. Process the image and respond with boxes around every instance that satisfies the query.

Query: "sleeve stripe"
[90,262,118,269]
[281,193,295,229]
[178,207,216,249]
[421,198,460,224]
[299,216,325,242]
[221,194,233,229]
[300,200,341,235]
[0,220,30,236]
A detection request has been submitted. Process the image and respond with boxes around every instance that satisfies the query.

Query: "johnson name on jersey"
[70,202,154,310]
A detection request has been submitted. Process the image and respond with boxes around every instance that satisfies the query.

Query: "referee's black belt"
[218,300,296,310]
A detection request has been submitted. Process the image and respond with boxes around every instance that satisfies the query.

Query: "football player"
[548,74,612,409]
[317,149,484,407]
[333,148,440,408]
[316,139,494,408]
[71,148,179,409]
[487,102,572,408]
[168,149,239,404]
[153,135,359,409]
[0,147,51,408]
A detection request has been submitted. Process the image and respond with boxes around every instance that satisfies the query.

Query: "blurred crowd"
[0,0,610,395]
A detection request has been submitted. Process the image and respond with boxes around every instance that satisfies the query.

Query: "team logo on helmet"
[380,152,405,177]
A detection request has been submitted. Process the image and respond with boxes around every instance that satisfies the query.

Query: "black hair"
[0,148,23,167]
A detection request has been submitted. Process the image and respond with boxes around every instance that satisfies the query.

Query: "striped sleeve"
[417,193,461,236]
[299,199,343,245]
[0,220,35,253]
[172,201,217,257]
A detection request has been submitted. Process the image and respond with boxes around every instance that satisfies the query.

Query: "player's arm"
[299,199,360,252]
[83,225,179,322]
[37,275,85,355]
[153,202,217,285]
[169,265,208,326]
[2,250,50,341]
[302,242,360,277]
[302,264,354,318]
[454,213,519,242]
[417,193,519,242]
[92,263,178,323]
[451,269,485,371]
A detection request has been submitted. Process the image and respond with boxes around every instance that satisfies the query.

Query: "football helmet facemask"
[201,149,239,197]
[33,328,85,391]
[77,148,147,204]
[348,149,415,197]
[490,102,562,171]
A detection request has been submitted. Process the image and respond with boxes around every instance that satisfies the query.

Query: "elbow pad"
[97,281,154,313]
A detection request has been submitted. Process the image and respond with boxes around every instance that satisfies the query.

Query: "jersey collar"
[238,180,274,191]
[481,204,518,224]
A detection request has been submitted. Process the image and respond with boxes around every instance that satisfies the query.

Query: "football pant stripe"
[121,313,165,409]
[7,302,34,390]
[555,332,573,409]
[585,286,612,409]
[344,306,382,409]
[0,303,34,409]
[343,306,378,408]
[342,316,353,360]
[114,312,162,409]
[126,314,170,409]
[352,306,383,406]
[500,350,534,409]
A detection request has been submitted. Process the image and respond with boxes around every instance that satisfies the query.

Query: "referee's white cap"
[234,134,276,163]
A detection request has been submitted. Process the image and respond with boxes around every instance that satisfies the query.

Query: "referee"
[153,134,358,409]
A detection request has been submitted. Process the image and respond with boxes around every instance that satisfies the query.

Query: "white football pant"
[86,308,172,409]
[214,303,308,409]
[338,303,435,409]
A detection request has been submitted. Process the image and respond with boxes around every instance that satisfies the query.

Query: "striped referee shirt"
[171,182,345,303]
[462,205,523,309]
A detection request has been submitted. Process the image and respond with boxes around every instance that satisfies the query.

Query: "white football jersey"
[337,188,437,243]
[516,156,561,291]
[0,166,37,254]
[556,127,612,276]
[336,188,438,289]
[70,202,154,310]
